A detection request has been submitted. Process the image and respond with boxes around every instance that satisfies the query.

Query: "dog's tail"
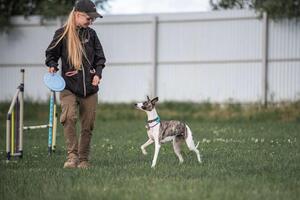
[186,124,200,149]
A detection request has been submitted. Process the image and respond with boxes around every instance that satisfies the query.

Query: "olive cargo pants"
[60,90,97,162]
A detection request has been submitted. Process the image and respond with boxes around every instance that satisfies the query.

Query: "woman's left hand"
[92,75,101,86]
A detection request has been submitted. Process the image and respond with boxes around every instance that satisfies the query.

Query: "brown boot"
[63,155,79,169]
[78,161,91,169]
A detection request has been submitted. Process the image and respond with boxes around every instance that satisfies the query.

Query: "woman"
[45,0,106,169]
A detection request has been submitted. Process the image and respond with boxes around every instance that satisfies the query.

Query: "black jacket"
[45,27,106,97]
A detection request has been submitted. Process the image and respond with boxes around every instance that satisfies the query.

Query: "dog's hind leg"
[185,126,202,163]
[173,138,184,163]
[141,139,153,155]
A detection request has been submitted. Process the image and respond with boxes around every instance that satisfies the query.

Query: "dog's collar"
[145,117,160,130]
[147,116,160,124]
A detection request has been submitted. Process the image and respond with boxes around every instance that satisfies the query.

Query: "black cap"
[74,0,103,18]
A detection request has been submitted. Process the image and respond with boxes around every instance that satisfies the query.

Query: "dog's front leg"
[141,139,153,155]
[151,140,161,168]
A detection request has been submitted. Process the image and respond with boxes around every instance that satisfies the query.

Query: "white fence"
[0,10,299,103]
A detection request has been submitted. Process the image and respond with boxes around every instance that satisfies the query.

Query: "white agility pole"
[19,69,24,157]
[52,92,58,152]
[23,125,50,130]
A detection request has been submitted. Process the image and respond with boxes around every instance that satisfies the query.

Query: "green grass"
[0,102,299,200]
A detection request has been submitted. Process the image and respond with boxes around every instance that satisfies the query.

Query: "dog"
[134,96,202,168]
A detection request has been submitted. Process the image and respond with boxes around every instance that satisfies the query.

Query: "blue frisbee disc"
[43,73,66,92]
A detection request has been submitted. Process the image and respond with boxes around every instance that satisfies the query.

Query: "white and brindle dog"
[135,96,202,168]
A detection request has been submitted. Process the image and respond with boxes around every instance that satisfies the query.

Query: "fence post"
[262,12,269,107]
[151,16,158,98]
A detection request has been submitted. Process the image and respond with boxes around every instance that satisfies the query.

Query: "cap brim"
[87,12,103,18]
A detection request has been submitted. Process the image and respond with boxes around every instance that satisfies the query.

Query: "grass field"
[0,102,299,200]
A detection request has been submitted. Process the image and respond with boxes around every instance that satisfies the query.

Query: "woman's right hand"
[48,67,57,73]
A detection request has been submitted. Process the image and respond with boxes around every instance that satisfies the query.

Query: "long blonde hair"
[52,9,84,70]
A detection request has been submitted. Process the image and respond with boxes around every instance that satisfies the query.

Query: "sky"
[105,0,211,15]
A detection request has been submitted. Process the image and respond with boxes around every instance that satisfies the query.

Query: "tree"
[210,0,300,19]
[0,0,109,30]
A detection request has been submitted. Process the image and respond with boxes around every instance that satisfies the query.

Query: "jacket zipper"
[82,65,87,97]
[79,28,88,97]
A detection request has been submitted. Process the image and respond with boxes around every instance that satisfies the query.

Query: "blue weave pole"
[48,91,54,155]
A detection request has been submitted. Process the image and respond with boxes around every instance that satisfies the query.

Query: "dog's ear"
[151,97,159,104]
[147,96,151,101]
